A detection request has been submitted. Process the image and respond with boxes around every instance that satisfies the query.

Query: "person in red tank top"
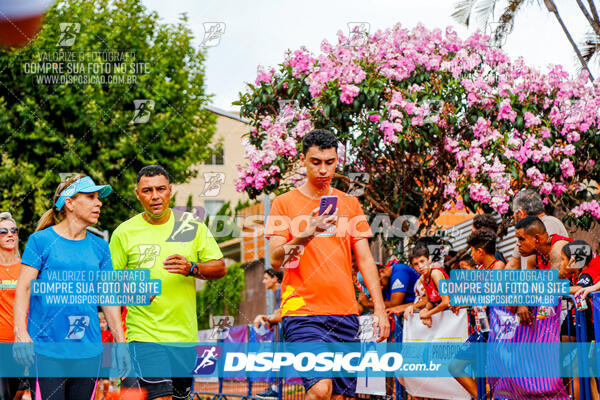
[514,216,571,326]
[572,241,600,299]
[403,246,450,328]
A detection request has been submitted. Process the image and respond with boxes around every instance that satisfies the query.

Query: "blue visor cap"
[55,176,113,210]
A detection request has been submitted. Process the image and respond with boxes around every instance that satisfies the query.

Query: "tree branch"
[575,0,600,36]
[335,173,399,219]
[588,0,600,24]
[546,0,595,79]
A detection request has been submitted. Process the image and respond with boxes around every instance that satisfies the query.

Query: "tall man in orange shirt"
[266,129,389,400]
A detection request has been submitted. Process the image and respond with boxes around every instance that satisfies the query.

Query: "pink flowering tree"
[235,23,600,244]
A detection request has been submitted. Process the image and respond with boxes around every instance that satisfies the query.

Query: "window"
[205,147,224,165]
[204,200,225,216]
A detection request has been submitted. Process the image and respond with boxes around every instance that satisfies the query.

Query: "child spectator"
[472,214,508,264]
[563,240,600,294]
[560,240,600,399]
[404,246,450,328]
[458,255,477,270]
[450,229,503,398]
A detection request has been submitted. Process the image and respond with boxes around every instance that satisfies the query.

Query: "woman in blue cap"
[13,174,129,400]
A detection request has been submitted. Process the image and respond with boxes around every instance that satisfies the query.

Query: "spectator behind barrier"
[403,246,450,328]
[449,229,502,398]
[253,268,283,399]
[506,190,568,270]
[472,214,508,265]
[458,255,477,270]
[359,259,420,315]
[559,240,600,399]
[253,268,283,330]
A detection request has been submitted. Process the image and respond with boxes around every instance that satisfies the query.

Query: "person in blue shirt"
[13,174,129,400]
[253,268,283,400]
[358,260,420,312]
[253,268,283,331]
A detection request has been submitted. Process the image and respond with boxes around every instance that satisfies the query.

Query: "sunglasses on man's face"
[0,227,18,234]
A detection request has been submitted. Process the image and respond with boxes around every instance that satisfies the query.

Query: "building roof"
[204,105,250,124]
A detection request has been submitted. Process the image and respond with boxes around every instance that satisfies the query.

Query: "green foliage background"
[0,0,216,241]
[196,262,245,330]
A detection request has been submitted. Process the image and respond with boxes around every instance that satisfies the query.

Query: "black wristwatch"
[188,262,198,276]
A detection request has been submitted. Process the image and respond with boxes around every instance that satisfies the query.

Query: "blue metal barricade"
[564,295,594,400]
[389,314,405,400]
[475,329,486,400]
[193,324,289,400]
[590,292,600,397]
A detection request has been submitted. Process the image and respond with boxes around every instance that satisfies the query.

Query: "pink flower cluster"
[255,66,275,85]
[340,84,360,104]
[572,201,600,219]
[283,47,315,78]
[237,23,600,225]
[236,108,312,192]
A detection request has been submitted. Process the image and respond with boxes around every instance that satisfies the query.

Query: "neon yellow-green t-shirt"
[109,210,223,343]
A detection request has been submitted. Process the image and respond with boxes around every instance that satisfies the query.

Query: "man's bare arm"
[506,255,536,270]
[269,207,337,269]
[354,238,390,341]
[505,256,521,270]
[362,292,406,309]
[270,234,312,269]
[196,258,226,280]
[550,240,568,270]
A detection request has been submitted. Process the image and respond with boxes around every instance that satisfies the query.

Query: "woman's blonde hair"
[36,174,87,232]
[0,211,20,257]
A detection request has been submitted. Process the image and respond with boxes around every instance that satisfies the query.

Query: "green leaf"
[0,0,216,238]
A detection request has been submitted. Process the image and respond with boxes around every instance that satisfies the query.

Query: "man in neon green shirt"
[110,165,225,400]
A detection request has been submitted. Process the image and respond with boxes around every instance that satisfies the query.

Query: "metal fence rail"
[191,296,600,400]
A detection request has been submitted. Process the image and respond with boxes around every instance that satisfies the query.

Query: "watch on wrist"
[188,262,198,276]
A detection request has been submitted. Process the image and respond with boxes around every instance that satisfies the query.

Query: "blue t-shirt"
[383,262,420,303]
[21,226,112,359]
[274,287,281,310]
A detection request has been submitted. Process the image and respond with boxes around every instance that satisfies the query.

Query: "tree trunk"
[547,0,595,79]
